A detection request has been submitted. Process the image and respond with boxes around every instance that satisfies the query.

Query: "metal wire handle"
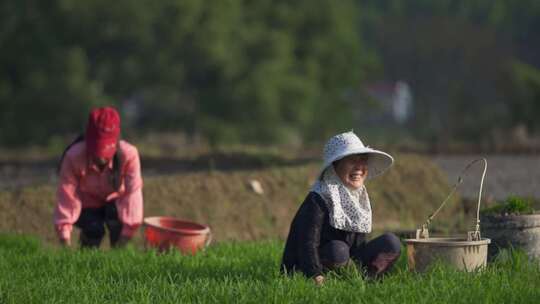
[417,158,488,240]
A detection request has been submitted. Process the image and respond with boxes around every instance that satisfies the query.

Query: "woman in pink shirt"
[54,107,143,248]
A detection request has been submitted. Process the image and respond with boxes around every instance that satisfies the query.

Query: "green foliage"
[503,61,540,133]
[0,1,107,145]
[0,0,364,146]
[3,0,540,146]
[0,233,40,254]
[181,0,364,144]
[1,234,540,303]
[481,196,536,215]
[358,0,540,143]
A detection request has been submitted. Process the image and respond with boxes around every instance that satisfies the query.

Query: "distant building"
[362,81,413,125]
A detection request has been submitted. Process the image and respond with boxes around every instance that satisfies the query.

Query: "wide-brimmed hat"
[85,106,121,159]
[318,131,394,180]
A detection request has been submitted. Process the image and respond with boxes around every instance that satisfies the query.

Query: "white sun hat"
[319,131,394,180]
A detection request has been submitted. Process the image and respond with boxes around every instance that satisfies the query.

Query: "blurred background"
[1,0,539,243]
[1,0,539,150]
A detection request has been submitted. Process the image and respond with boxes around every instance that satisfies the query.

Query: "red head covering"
[85,107,121,159]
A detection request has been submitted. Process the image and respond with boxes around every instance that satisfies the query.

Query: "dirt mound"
[0,154,463,246]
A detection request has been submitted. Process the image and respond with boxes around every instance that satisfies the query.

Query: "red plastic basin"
[143,216,211,254]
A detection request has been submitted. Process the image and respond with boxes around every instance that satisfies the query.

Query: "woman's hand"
[313,275,325,286]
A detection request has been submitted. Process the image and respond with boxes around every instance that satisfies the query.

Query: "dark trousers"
[75,203,122,248]
[319,232,401,277]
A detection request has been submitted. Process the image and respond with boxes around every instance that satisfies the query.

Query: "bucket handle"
[204,231,213,248]
[416,158,487,241]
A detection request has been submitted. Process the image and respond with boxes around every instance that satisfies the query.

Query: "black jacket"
[280,192,367,277]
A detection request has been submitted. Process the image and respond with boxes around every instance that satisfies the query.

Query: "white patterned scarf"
[311,166,372,233]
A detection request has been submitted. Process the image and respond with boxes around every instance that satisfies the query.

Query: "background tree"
[1,0,540,147]
[358,0,540,144]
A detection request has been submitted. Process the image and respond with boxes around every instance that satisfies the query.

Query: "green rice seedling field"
[1,234,539,304]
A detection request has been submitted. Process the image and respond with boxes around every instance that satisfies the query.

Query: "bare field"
[432,154,540,202]
[0,153,461,245]
[2,154,537,201]
[1,152,537,245]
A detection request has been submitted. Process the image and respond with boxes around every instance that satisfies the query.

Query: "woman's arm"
[115,145,143,239]
[54,154,82,245]
[296,193,326,278]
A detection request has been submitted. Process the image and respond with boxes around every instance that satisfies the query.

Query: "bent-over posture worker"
[54,106,143,248]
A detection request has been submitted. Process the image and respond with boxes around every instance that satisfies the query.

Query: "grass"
[481,196,537,215]
[1,234,539,303]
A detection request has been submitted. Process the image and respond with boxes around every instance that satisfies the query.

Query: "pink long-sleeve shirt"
[54,140,143,241]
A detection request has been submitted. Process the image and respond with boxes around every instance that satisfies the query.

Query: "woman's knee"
[378,232,401,254]
[320,240,350,267]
